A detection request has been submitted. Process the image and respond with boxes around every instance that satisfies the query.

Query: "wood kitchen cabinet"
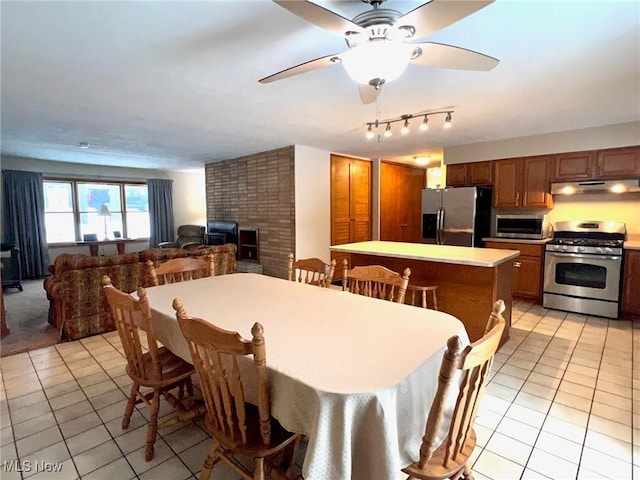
[552,146,640,182]
[493,156,553,209]
[622,250,640,315]
[485,241,545,300]
[331,155,372,272]
[380,161,425,242]
[446,161,493,187]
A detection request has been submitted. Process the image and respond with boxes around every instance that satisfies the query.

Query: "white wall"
[444,122,640,164]
[167,169,207,231]
[293,146,331,260]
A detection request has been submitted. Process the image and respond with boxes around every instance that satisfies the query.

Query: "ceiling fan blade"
[358,84,380,105]
[259,53,341,83]
[273,1,363,36]
[410,42,499,71]
[398,0,494,40]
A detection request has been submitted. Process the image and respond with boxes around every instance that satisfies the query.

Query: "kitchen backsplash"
[548,192,640,235]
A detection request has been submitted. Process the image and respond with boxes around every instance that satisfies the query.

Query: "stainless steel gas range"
[543,220,626,319]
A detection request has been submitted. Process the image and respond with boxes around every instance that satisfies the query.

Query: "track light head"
[401,118,410,135]
[366,124,375,139]
[419,115,429,131]
[384,122,392,137]
[444,112,452,128]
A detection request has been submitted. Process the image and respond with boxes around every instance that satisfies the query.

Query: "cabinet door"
[331,156,352,247]
[622,250,640,314]
[446,164,468,187]
[380,162,425,242]
[349,159,372,243]
[468,161,493,185]
[493,159,520,208]
[597,147,640,178]
[513,256,542,298]
[380,162,401,241]
[522,156,552,209]
[402,165,426,242]
[553,151,596,181]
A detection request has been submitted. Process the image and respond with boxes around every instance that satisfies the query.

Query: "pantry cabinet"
[485,241,545,300]
[331,155,372,272]
[446,161,493,187]
[493,156,553,209]
[380,161,425,242]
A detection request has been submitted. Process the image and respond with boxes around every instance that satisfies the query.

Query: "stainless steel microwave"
[495,214,549,240]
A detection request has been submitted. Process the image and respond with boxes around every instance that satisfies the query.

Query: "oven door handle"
[546,252,621,261]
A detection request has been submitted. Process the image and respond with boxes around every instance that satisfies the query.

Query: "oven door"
[543,251,622,301]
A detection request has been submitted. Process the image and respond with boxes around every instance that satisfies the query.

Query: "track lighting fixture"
[365,110,453,139]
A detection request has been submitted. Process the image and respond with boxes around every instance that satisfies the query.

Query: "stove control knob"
[605,247,613,254]
[577,247,585,253]
[595,247,603,254]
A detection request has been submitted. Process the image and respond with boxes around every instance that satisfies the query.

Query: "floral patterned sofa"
[44,244,237,341]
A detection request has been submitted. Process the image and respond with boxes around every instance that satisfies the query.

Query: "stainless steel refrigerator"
[421,186,492,246]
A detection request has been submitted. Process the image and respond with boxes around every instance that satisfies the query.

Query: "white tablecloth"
[144,273,468,480]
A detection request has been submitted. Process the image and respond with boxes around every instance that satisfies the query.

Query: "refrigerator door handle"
[437,208,445,245]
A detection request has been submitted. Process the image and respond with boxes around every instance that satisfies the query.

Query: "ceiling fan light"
[419,115,429,131]
[341,41,412,86]
[384,122,392,137]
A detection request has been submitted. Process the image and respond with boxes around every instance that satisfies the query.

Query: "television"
[207,221,238,246]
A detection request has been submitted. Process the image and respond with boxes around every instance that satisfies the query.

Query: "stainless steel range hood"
[551,179,640,195]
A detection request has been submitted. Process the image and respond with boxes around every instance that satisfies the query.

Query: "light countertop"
[483,237,553,245]
[625,241,640,250]
[330,241,520,267]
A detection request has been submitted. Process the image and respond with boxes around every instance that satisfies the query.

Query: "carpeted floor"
[1,278,58,357]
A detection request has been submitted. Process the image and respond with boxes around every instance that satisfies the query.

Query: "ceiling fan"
[259,0,499,104]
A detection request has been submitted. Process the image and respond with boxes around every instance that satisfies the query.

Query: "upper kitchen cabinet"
[597,146,640,178]
[493,156,553,209]
[331,155,372,268]
[445,161,493,187]
[552,146,640,182]
[380,161,425,243]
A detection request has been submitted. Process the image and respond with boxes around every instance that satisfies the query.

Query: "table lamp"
[98,204,111,240]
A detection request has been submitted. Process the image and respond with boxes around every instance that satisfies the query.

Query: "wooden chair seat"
[128,347,194,386]
[407,283,438,310]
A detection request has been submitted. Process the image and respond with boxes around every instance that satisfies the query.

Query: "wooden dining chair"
[342,259,411,303]
[401,300,506,480]
[287,252,336,287]
[101,275,195,461]
[173,298,301,480]
[146,253,214,286]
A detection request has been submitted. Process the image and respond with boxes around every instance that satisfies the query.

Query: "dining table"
[143,273,469,480]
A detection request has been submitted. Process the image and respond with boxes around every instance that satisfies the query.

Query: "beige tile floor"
[0,300,638,480]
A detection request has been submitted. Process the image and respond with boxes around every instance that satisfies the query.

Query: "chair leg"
[122,382,140,429]
[432,289,438,311]
[253,457,265,480]
[421,290,427,309]
[200,440,222,480]
[145,389,161,461]
[461,463,474,480]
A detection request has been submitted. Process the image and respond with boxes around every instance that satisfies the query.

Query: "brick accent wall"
[204,146,295,278]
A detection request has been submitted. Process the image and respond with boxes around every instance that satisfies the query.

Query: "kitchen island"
[330,241,520,345]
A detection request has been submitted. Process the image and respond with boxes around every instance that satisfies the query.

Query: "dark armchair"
[158,225,205,251]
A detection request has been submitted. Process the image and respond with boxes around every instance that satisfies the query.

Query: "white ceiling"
[1,1,639,171]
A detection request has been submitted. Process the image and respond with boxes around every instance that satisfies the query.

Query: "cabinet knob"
[514,261,522,268]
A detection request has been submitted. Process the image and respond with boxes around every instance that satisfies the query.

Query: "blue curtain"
[147,178,175,248]
[2,170,50,278]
